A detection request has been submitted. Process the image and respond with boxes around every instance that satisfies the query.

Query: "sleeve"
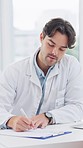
[0,65,18,125]
[50,56,83,124]
[0,119,12,129]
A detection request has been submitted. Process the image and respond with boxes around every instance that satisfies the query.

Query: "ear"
[40,33,44,42]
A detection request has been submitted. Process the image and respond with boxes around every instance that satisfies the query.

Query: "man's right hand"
[6,116,33,132]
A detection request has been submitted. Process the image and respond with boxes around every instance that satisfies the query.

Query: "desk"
[0,122,83,148]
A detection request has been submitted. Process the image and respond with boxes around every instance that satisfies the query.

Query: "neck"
[36,52,49,75]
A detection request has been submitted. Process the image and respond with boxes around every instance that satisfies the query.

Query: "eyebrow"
[48,39,68,48]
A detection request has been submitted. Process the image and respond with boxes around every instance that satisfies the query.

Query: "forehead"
[46,31,68,46]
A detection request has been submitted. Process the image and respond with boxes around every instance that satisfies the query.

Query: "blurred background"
[0,0,82,72]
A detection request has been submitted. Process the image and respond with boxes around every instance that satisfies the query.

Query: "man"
[0,18,83,132]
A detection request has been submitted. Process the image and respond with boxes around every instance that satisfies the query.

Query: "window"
[12,0,79,61]
[0,0,79,71]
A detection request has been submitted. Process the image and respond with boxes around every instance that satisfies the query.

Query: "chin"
[46,60,58,67]
[47,63,56,67]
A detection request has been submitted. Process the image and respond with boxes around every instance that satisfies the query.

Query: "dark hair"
[42,18,76,49]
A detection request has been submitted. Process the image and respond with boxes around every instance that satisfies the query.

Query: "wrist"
[44,112,53,125]
[6,116,16,129]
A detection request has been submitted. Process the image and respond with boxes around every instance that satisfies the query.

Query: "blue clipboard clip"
[27,131,72,140]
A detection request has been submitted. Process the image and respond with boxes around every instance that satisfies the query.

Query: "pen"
[20,108,28,118]
[20,108,35,128]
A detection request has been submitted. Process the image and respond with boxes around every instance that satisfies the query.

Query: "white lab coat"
[0,53,83,125]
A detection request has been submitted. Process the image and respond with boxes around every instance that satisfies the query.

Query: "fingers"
[7,116,34,132]
[33,120,47,129]
[13,117,32,131]
[31,114,49,129]
[7,114,49,132]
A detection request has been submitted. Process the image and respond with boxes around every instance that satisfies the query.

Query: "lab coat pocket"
[55,89,65,108]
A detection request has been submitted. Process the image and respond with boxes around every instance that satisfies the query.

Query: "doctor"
[0,18,83,132]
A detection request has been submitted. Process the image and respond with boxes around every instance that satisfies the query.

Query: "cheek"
[42,44,48,54]
[58,52,65,59]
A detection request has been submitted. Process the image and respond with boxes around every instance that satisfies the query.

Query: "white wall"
[0,0,2,71]
[0,0,14,71]
[79,0,83,70]
[0,0,82,71]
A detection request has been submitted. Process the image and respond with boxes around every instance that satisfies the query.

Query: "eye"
[48,43,55,47]
[59,48,66,51]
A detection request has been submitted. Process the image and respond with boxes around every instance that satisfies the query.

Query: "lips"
[48,55,57,60]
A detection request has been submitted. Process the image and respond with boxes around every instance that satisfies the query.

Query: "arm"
[50,57,83,123]
[0,66,17,126]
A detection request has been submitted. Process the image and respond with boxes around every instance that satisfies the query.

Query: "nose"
[52,47,59,55]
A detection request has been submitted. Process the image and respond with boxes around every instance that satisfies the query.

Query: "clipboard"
[24,131,72,140]
[0,129,72,140]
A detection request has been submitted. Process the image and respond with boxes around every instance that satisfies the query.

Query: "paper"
[0,126,72,139]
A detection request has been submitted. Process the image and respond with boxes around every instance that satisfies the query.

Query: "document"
[0,126,72,140]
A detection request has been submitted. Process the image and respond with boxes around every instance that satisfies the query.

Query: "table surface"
[0,122,83,148]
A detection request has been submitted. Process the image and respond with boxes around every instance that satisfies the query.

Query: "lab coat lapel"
[26,55,41,88]
[47,63,60,79]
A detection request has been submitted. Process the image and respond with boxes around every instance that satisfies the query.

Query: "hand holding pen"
[6,108,50,132]
[6,109,34,132]
[20,108,53,130]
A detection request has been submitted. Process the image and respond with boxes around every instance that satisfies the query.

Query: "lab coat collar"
[47,63,60,79]
[26,50,60,86]
[26,52,41,88]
